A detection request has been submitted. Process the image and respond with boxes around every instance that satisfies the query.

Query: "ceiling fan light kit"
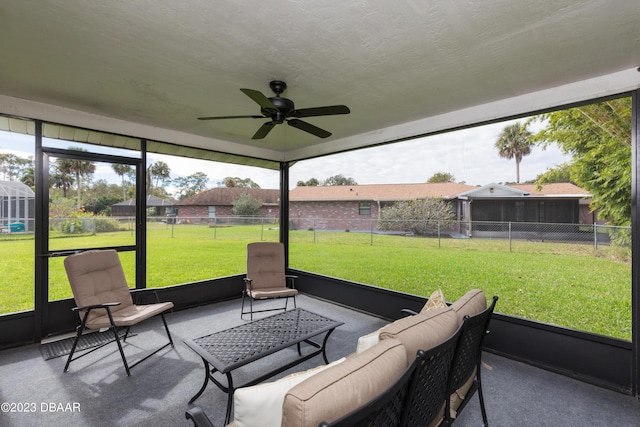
[198,80,350,139]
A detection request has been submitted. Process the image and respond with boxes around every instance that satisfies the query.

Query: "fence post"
[370,220,373,246]
[594,223,598,250]
[261,217,264,241]
[509,222,512,253]
[313,219,316,243]
[438,221,441,248]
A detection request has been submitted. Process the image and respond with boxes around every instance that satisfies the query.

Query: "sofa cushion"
[378,306,458,363]
[233,357,345,427]
[449,289,487,324]
[281,338,407,427]
[449,367,476,418]
[420,288,447,313]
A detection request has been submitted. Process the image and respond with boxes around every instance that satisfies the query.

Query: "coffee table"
[184,308,344,424]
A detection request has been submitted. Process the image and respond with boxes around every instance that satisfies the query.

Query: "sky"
[289,119,570,188]
[0,117,571,193]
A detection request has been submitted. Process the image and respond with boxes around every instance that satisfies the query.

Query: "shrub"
[378,198,454,236]
[95,218,121,233]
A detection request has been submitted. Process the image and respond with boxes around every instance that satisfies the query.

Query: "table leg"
[321,329,336,364]
[189,357,211,404]
[224,372,234,425]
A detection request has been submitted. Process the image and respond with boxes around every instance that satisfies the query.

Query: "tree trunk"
[76,171,82,210]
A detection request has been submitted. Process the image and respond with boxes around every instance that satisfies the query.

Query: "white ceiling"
[1,0,639,164]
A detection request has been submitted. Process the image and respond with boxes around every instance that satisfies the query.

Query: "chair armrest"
[72,302,121,312]
[185,406,215,427]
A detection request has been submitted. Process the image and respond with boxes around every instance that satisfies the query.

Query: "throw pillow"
[355,328,381,354]
[233,357,345,427]
[421,288,447,312]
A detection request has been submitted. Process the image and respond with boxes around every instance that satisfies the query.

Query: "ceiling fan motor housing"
[265,96,295,123]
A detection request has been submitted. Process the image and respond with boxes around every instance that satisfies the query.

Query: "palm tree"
[112,163,133,201]
[146,161,171,195]
[50,165,75,197]
[57,149,96,209]
[495,122,533,183]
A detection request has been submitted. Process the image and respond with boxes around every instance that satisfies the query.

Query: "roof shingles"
[290,183,476,201]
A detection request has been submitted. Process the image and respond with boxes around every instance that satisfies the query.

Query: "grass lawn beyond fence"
[0,223,631,340]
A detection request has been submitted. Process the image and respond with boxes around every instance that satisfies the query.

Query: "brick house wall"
[177,205,279,223]
[289,200,379,231]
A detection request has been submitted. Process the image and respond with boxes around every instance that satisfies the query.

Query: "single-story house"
[289,182,475,231]
[175,187,280,222]
[112,195,175,218]
[289,182,595,235]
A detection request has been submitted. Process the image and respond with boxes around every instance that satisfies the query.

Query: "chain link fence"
[42,214,631,260]
[290,217,631,259]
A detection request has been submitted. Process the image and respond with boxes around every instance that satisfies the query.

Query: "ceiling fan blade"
[198,115,264,120]
[252,122,276,139]
[289,105,350,118]
[240,88,278,113]
[287,119,331,138]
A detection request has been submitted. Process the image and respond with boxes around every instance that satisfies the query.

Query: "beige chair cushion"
[357,288,450,355]
[281,338,407,427]
[379,306,458,363]
[249,287,298,299]
[233,358,345,427]
[64,250,134,326]
[449,289,487,324]
[85,301,174,329]
[449,367,476,418]
[64,249,174,330]
[246,242,290,290]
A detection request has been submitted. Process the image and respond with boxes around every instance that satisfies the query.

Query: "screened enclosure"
[0,180,34,232]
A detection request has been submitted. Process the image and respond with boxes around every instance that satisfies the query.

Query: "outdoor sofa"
[188,289,492,427]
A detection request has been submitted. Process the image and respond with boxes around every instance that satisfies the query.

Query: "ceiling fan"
[198,80,350,140]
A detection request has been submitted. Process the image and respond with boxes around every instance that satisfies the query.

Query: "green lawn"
[0,223,631,340]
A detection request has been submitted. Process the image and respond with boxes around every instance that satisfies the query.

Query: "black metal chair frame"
[320,323,464,427]
[403,322,464,427]
[63,293,174,376]
[185,406,214,427]
[443,295,499,427]
[240,274,298,320]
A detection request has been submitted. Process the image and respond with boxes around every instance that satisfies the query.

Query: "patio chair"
[443,295,499,426]
[63,249,174,376]
[241,242,298,320]
[320,323,463,427]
